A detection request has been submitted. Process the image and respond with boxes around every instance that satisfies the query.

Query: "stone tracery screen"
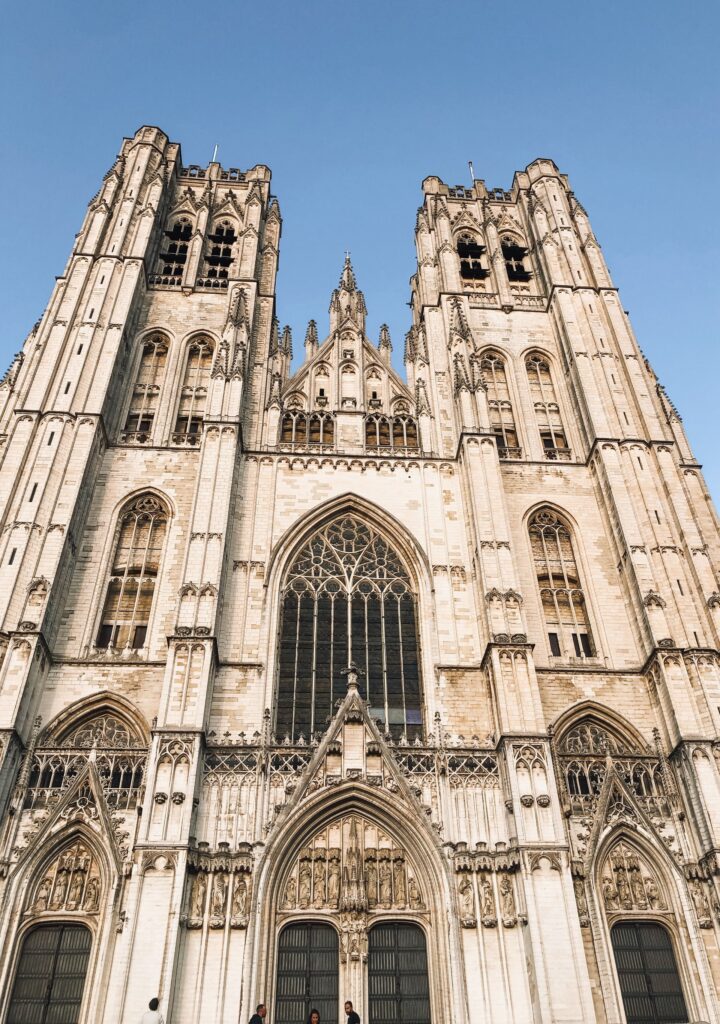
[276,517,422,741]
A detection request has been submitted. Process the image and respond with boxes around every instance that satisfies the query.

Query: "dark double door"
[7,924,91,1024]
[275,921,430,1024]
[611,921,688,1024]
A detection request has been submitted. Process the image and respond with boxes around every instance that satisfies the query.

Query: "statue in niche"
[615,868,632,909]
[691,880,711,925]
[629,870,647,908]
[34,877,52,912]
[458,877,475,925]
[189,872,207,923]
[499,874,516,924]
[408,874,423,910]
[573,878,589,925]
[313,855,326,907]
[393,858,406,907]
[51,871,69,910]
[480,875,496,924]
[68,871,84,910]
[365,856,377,907]
[644,876,662,910]
[602,874,618,910]
[232,876,248,919]
[211,874,227,917]
[379,858,392,907]
[283,873,297,909]
[327,858,341,907]
[298,860,312,908]
[83,878,99,913]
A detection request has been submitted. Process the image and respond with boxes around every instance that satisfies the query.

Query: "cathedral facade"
[0,125,719,1024]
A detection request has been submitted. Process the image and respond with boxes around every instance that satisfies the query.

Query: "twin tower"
[0,125,719,1024]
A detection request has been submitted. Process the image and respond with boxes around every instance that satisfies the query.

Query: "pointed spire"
[304,319,319,360]
[339,252,357,291]
[378,324,392,364]
[281,325,293,359]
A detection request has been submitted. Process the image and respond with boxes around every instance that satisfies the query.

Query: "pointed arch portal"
[276,516,422,741]
[7,923,91,1024]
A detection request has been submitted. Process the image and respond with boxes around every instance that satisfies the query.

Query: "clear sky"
[1,1,718,497]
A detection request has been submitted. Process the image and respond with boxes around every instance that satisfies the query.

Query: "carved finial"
[304,319,318,360]
[378,324,392,364]
[342,662,363,691]
[339,252,356,291]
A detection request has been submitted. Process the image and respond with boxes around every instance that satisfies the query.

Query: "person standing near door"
[345,1000,360,1024]
[250,1003,267,1024]
[140,997,164,1024]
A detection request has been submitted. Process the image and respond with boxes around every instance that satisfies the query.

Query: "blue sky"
[1,1,718,497]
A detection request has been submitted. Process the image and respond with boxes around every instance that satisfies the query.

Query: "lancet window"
[502,235,532,282]
[525,355,570,459]
[121,335,168,442]
[280,411,335,447]
[529,509,594,659]
[457,234,489,280]
[365,415,418,451]
[202,219,237,286]
[157,216,192,284]
[480,352,520,458]
[276,517,423,741]
[96,495,168,651]
[174,338,213,441]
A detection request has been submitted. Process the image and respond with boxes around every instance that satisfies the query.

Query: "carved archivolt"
[600,841,666,913]
[28,839,101,916]
[281,815,425,915]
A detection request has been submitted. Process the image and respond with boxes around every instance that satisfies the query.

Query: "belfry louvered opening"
[276,517,423,742]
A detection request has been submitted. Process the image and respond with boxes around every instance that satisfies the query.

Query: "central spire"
[329,253,367,334]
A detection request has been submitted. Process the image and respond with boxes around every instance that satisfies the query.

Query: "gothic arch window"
[174,337,213,440]
[121,334,168,442]
[365,415,418,451]
[611,922,688,1024]
[480,351,520,458]
[529,509,594,659]
[501,235,531,282]
[276,517,423,741]
[202,219,237,286]
[96,495,168,651]
[525,354,570,459]
[280,411,335,447]
[157,216,192,283]
[456,233,489,280]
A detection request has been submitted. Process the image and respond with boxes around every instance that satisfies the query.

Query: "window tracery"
[457,234,489,281]
[120,335,168,443]
[200,219,237,288]
[480,352,520,458]
[529,509,593,659]
[280,411,335,449]
[276,517,422,741]
[155,216,192,285]
[365,415,418,452]
[96,495,168,651]
[501,235,531,282]
[525,355,570,459]
[174,338,213,442]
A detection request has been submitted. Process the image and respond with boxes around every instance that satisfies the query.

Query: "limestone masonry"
[0,125,718,1024]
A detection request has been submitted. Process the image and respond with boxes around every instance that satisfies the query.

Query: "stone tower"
[0,127,718,1024]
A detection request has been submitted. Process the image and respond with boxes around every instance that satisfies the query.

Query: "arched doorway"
[611,921,688,1024]
[7,923,91,1024]
[368,922,430,1024]
[276,922,339,1024]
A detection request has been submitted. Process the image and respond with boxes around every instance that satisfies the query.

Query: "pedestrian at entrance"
[250,1003,267,1024]
[140,998,164,1024]
[307,1008,321,1024]
[345,1000,360,1024]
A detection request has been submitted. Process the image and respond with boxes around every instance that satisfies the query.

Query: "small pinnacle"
[281,325,293,358]
[339,253,357,291]
[378,324,392,351]
[304,320,318,346]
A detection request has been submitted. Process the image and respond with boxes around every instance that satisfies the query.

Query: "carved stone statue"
[393,858,406,907]
[232,876,247,918]
[602,874,618,910]
[615,868,631,909]
[34,877,52,912]
[190,873,207,920]
[629,870,647,908]
[83,877,100,913]
[408,874,423,910]
[313,855,326,907]
[51,870,68,910]
[573,878,589,925]
[379,859,392,907]
[298,861,312,908]
[68,872,84,910]
[644,876,662,910]
[327,858,340,907]
[691,880,711,924]
[479,874,494,920]
[499,874,516,924]
[458,877,475,924]
[283,873,297,909]
[365,856,377,907]
[211,874,227,918]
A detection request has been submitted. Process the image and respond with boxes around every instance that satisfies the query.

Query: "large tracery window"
[501,235,532,282]
[526,354,570,460]
[457,234,489,281]
[157,217,192,284]
[174,338,213,441]
[121,335,168,442]
[276,517,423,742]
[201,219,237,287]
[529,509,594,659]
[96,495,168,650]
[480,352,520,458]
